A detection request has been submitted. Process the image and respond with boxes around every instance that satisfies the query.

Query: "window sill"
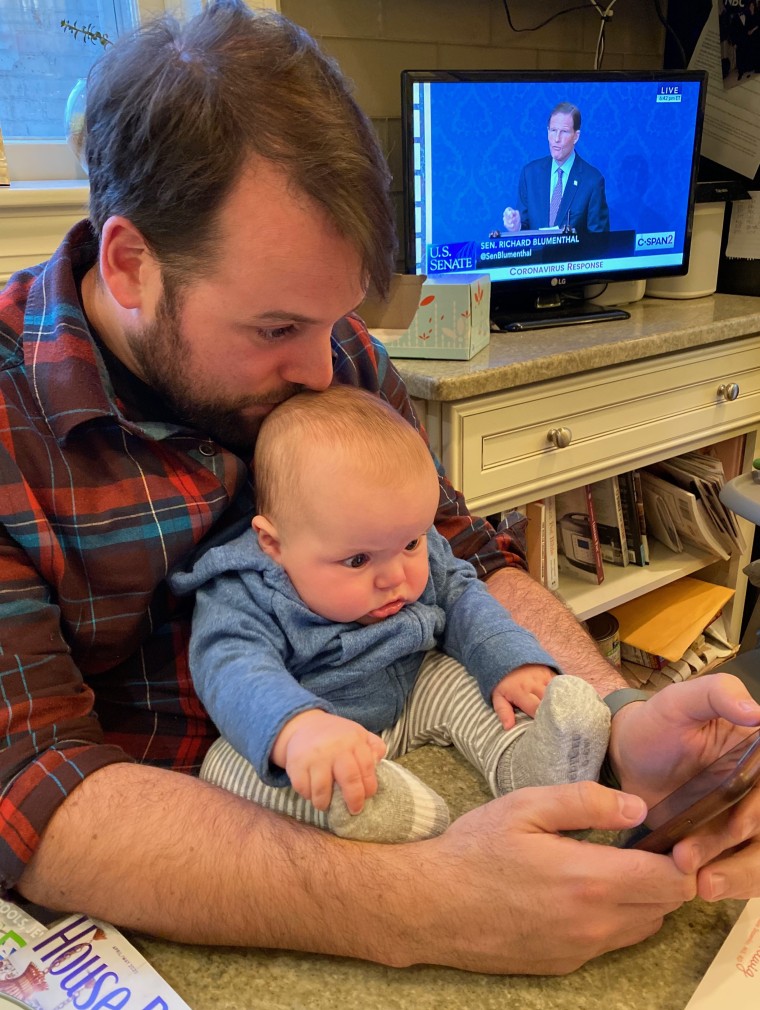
[0,179,89,207]
[0,179,89,286]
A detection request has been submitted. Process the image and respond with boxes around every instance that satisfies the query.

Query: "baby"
[171,385,610,842]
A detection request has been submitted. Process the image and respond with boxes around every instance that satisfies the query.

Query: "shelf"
[560,540,721,621]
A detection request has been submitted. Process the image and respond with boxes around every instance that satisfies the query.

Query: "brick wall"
[279,0,667,262]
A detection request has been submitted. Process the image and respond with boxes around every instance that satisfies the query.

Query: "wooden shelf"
[560,540,720,621]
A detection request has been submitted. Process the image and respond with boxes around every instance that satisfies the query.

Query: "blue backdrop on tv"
[423,79,702,249]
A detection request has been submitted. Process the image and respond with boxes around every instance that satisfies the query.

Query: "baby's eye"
[405,538,421,552]
[342,553,369,569]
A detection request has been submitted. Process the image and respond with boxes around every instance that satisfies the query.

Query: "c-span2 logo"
[657,84,682,103]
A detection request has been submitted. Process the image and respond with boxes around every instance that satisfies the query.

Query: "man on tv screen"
[499,101,610,235]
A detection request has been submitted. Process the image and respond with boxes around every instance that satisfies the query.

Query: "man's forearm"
[17,762,420,964]
[484,567,627,695]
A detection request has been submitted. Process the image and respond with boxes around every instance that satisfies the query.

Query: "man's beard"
[125,284,300,454]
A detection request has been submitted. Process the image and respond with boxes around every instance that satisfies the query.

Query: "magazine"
[0,910,191,1010]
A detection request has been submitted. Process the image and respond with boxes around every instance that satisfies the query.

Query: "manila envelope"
[609,577,734,663]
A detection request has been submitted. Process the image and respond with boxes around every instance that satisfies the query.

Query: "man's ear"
[99,216,161,311]
[252,515,283,562]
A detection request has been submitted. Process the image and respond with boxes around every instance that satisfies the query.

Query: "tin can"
[585,612,621,668]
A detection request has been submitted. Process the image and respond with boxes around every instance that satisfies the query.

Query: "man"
[500,102,610,235]
[1,1,759,976]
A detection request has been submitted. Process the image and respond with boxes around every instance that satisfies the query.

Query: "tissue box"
[359,273,491,361]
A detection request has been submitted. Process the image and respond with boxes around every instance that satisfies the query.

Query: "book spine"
[543,495,559,590]
[618,471,645,566]
[584,484,605,584]
[525,501,546,585]
[632,469,650,564]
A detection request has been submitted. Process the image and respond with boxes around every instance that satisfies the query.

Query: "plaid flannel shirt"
[0,221,525,889]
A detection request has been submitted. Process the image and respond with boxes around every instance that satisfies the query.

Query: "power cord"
[588,1,617,69]
[651,0,688,69]
[500,0,617,69]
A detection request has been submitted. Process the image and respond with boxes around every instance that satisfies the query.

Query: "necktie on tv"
[549,167,563,227]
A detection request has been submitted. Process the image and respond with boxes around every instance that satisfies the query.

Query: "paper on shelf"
[684,898,760,1007]
[610,577,735,663]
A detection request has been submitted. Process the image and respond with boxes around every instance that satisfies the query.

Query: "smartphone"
[617,728,760,854]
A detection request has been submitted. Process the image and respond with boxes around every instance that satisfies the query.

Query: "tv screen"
[402,70,707,329]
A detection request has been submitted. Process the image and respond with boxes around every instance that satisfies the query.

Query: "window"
[0,2,208,140]
[0,1,205,181]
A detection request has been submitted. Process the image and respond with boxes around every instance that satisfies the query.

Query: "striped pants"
[201,649,531,831]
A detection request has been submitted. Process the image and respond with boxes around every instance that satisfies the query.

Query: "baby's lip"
[366,599,405,620]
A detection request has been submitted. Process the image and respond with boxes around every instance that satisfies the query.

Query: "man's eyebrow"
[253,310,320,324]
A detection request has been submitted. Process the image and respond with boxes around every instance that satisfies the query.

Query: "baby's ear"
[252,515,282,562]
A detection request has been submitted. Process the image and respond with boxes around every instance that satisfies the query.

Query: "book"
[618,471,646,566]
[640,469,731,561]
[631,469,650,564]
[543,495,559,590]
[525,500,546,585]
[590,476,629,568]
[555,485,604,584]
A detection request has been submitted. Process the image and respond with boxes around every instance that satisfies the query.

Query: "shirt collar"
[22,220,187,445]
[553,152,576,177]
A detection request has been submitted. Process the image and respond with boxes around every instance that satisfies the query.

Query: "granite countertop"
[130,744,745,1010]
[391,293,760,401]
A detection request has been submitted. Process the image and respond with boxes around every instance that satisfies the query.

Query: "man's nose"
[281,332,334,391]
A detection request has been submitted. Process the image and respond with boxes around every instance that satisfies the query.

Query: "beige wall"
[278,0,667,262]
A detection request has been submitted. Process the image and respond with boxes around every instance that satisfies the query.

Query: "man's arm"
[484,566,625,694]
[18,761,694,975]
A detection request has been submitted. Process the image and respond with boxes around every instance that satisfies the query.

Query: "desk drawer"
[444,336,760,511]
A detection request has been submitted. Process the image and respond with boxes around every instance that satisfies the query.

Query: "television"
[401,69,707,331]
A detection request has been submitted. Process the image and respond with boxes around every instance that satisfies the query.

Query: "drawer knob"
[718,382,740,401]
[547,426,573,448]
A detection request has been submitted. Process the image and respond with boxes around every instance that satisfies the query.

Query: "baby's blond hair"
[254,385,438,528]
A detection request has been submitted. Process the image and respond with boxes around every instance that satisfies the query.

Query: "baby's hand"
[272,710,386,814]
[491,665,556,729]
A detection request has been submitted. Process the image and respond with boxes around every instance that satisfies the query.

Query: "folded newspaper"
[0,898,190,1010]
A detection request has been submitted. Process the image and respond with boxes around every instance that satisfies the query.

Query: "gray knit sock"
[327,759,450,843]
[496,676,611,793]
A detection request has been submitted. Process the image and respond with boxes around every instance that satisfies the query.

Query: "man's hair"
[548,102,581,131]
[85,0,396,293]
[255,385,438,527]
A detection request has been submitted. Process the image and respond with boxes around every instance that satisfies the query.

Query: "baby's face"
[275,465,439,625]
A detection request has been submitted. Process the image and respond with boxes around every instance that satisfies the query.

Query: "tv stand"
[491,292,630,333]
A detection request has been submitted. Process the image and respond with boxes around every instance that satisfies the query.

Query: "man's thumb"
[526,781,647,835]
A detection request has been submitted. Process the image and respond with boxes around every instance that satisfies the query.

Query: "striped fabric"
[0,221,525,888]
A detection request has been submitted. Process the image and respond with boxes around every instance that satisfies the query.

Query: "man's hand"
[503,206,521,232]
[272,710,386,814]
[491,664,556,729]
[608,673,760,902]
[414,780,696,974]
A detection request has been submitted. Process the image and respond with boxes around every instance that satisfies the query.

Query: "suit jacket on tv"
[517,153,610,233]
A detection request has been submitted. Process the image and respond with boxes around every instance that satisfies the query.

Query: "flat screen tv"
[401,69,707,330]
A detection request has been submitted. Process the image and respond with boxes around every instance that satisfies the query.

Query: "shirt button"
[199,441,216,457]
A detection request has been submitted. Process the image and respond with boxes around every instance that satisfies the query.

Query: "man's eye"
[258,324,298,341]
[342,554,369,569]
[404,539,420,552]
